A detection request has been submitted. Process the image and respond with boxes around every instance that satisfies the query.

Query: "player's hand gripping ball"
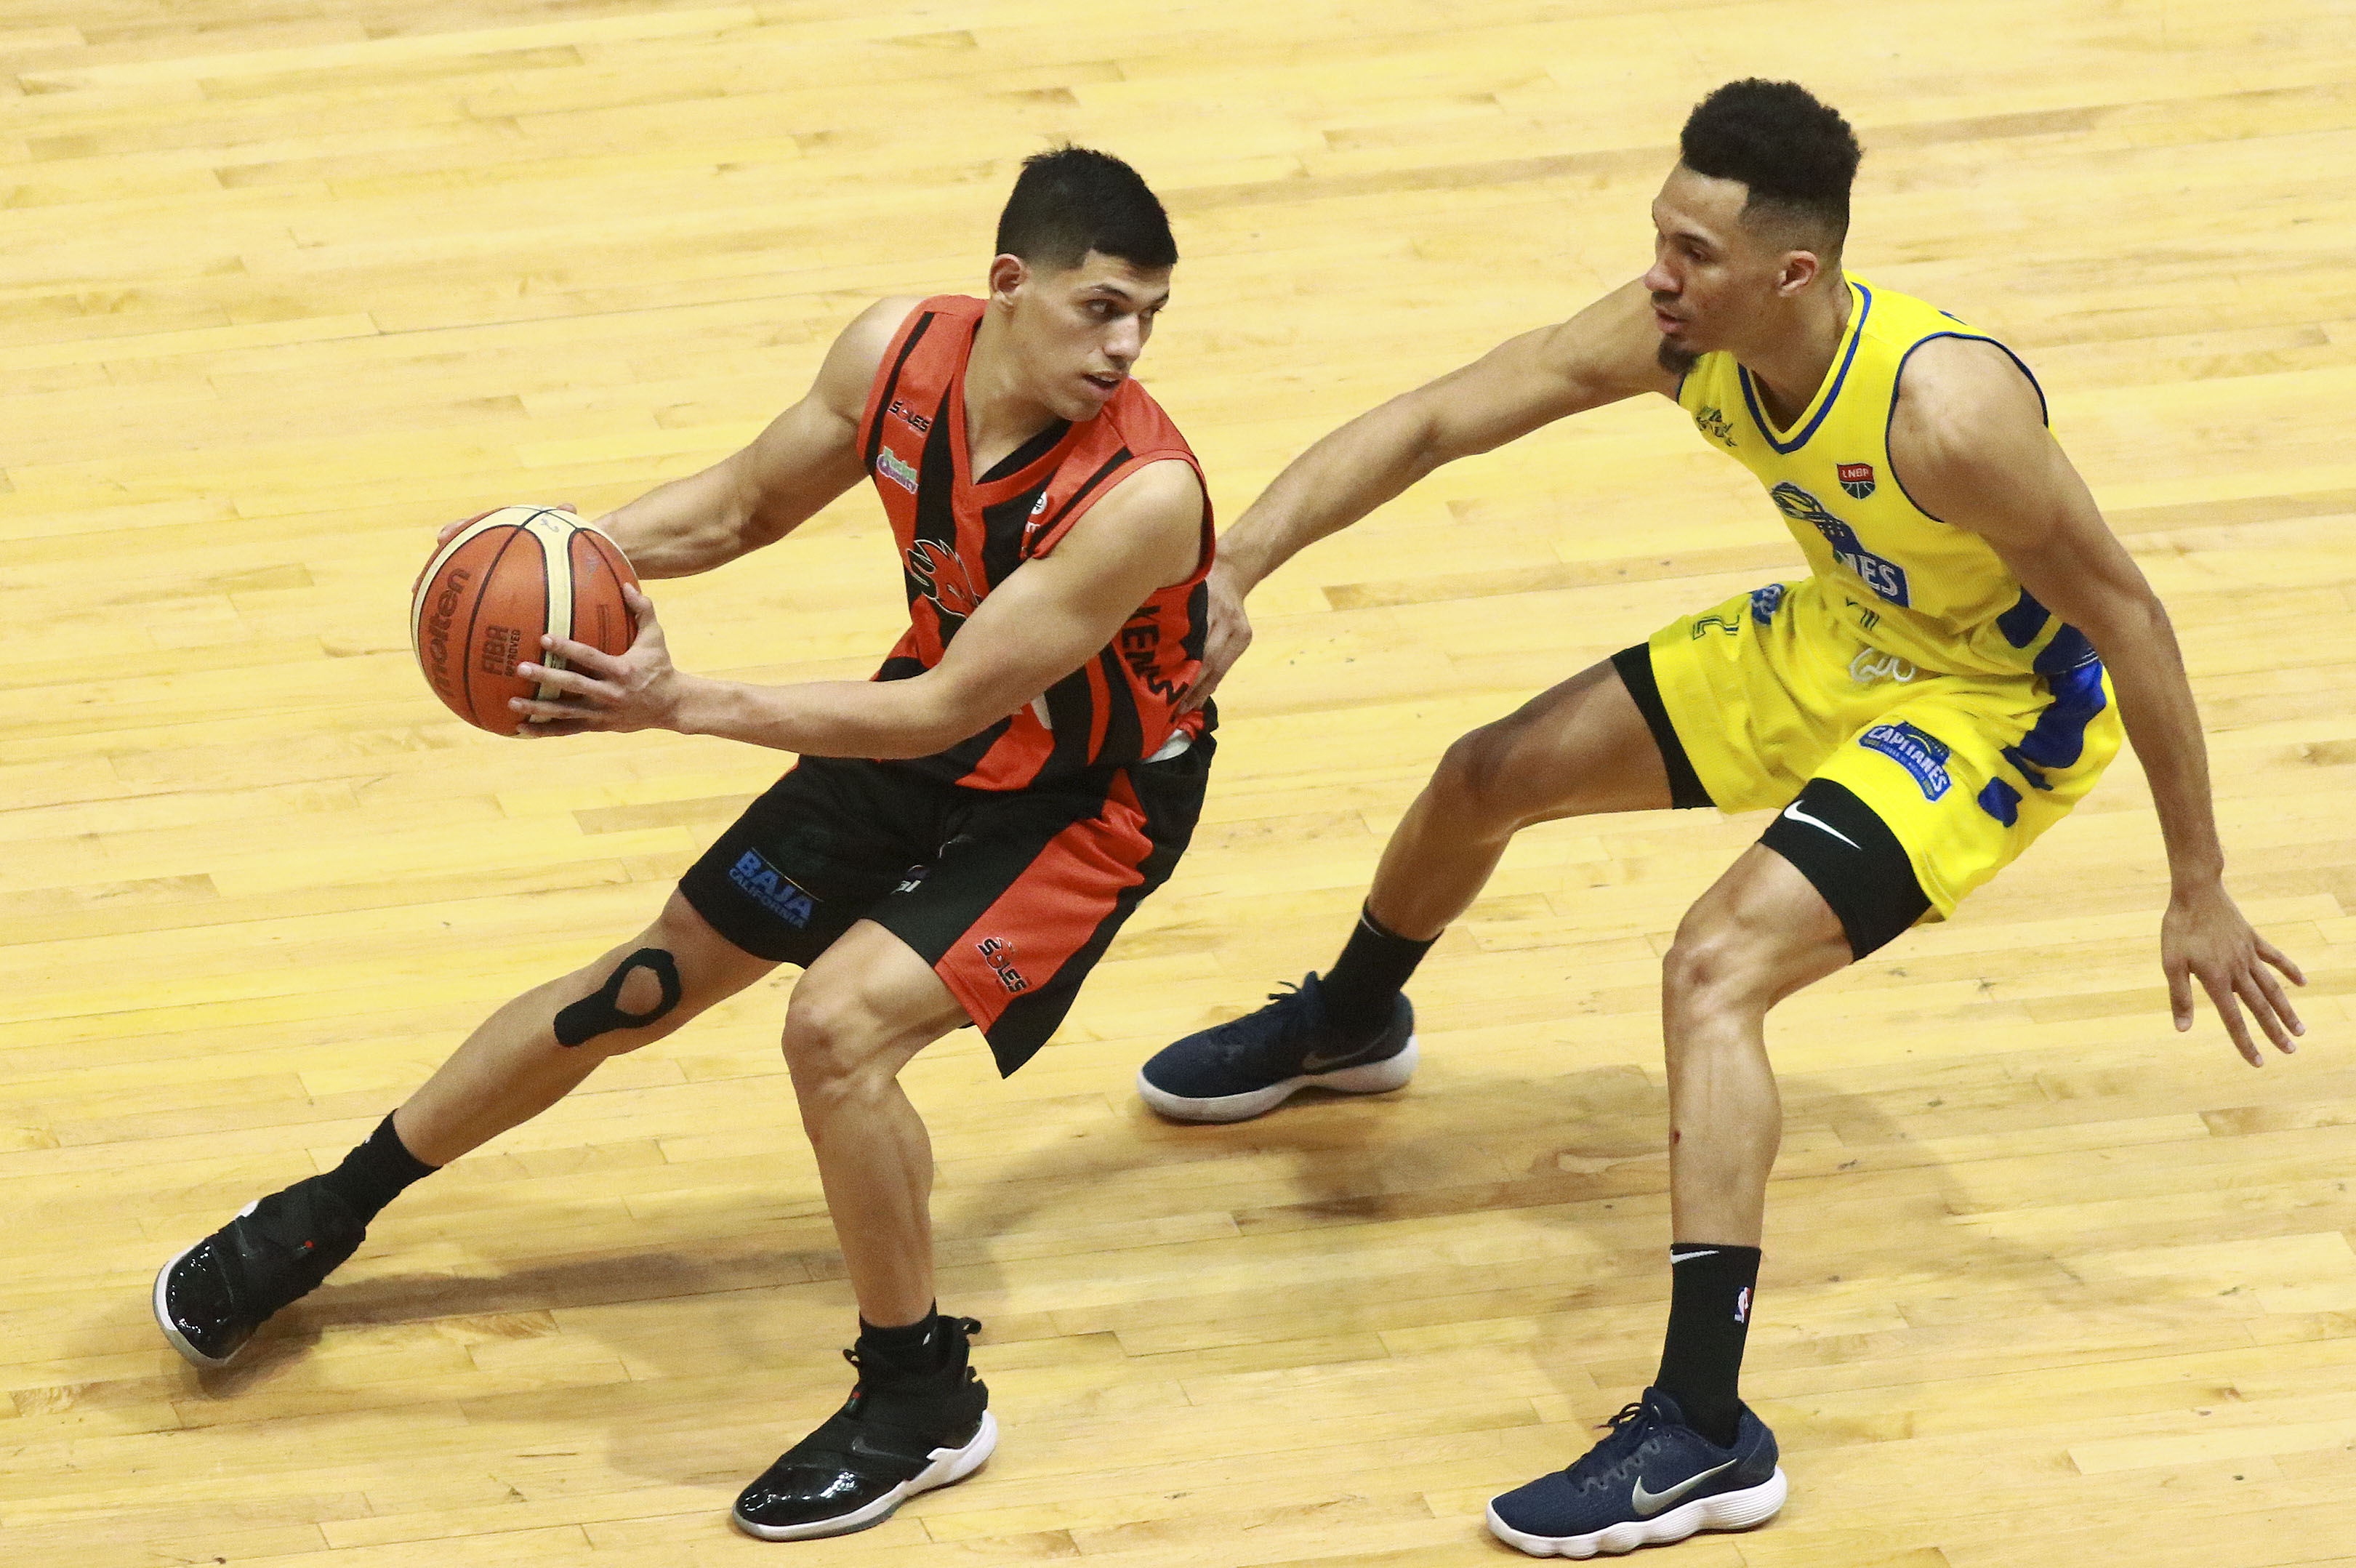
[411,506,640,736]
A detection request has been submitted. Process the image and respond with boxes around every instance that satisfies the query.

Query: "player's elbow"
[2072,579,2176,662]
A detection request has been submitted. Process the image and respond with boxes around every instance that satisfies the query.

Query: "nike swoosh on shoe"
[1300,1043,1383,1072]
[1631,1458,1736,1517]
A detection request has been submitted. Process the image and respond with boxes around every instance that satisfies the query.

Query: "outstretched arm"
[1892,337,2305,1065]
[511,460,1207,760]
[587,296,921,578]
[1190,276,1676,705]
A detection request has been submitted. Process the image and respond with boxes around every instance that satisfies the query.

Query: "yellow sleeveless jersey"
[1675,276,2091,681]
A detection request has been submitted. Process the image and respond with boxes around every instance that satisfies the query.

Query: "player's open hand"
[2163,880,2306,1066]
[510,584,680,736]
[1180,560,1253,715]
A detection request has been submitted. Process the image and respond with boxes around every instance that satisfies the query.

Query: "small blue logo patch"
[728,850,816,928]
[1860,720,1953,800]
[1748,583,1786,625]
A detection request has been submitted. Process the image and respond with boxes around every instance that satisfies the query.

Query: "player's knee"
[780,985,893,1107]
[1662,905,1780,1018]
[1433,721,1527,829]
[553,946,686,1053]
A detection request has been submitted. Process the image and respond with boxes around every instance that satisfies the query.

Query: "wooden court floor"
[4,1,2355,1564]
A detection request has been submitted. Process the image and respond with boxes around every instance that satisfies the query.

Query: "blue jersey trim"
[1995,587,2050,648]
[1740,280,1872,456]
[1883,331,2049,523]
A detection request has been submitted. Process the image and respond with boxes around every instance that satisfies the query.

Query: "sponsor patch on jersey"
[1838,462,1876,499]
[1748,582,1786,625]
[875,448,920,494]
[976,936,1029,994]
[1860,720,1953,800]
[1769,481,1910,606]
[1692,405,1738,449]
[728,851,816,928]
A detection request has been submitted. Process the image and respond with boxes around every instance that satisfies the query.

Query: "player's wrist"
[660,672,727,739]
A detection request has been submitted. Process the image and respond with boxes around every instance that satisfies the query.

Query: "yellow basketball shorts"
[1623,577,2120,948]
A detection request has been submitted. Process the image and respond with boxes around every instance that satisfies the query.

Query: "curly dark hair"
[1678,80,1861,254]
[994,146,1177,273]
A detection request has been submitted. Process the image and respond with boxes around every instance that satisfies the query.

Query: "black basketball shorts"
[678,737,1212,1075]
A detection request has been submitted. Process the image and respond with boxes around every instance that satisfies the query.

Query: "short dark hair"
[1678,80,1861,254]
[994,146,1177,273]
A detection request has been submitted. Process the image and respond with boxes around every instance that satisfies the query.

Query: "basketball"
[410,505,640,736]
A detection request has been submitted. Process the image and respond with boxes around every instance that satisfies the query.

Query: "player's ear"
[1776,249,1821,297]
[987,253,1028,309]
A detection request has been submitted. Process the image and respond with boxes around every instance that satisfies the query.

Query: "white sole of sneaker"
[1483,1467,1787,1558]
[1135,1035,1420,1123]
[152,1201,259,1370]
[731,1409,999,1541]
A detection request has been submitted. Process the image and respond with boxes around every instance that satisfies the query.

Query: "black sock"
[857,1306,951,1377]
[313,1113,438,1226]
[1654,1243,1760,1448]
[1321,904,1437,1034]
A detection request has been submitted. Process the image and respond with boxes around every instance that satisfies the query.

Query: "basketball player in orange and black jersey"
[153,148,1214,1541]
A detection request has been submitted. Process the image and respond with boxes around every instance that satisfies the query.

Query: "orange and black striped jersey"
[858,294,1215,790]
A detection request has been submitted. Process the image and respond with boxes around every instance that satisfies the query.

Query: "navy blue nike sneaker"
[733,1316,995,1540]
[1486,1387,1785,1557]
[1135,972,1418,1122]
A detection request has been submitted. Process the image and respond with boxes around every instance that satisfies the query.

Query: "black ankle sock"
[1655,1243,1760,1448]
[314,1113,438,1226]
[857,1306,952,1376]
[1321,904,1436,1034]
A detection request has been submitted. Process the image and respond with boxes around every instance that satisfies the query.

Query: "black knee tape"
[554,948,683,1047]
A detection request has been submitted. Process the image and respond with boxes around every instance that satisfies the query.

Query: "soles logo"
[728,851,816,928]
[976,936,1029,994]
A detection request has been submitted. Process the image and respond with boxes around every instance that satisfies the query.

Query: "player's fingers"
[2256,936,2307,987]
[516,662,602,697]
[510,694,598,726]
[536,635,622,677]
[2200,968,2261,1066]
[2166,958,2195,1032]
[438,508,497,547]
[622,582,657,621]
[2246,962,2304,1049]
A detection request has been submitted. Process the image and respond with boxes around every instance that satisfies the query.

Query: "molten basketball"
[411,506,640,736]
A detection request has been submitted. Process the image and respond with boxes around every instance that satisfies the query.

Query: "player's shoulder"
[1891,334,2044,454]
[836,294,936,363]
[814,296,962,414]
[1098,375,1196,456]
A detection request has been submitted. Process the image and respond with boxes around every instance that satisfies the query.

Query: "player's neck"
[964,314,1066,476]
[1734,270,1852,431]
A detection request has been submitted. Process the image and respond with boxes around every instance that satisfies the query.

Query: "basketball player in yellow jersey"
[1135,80,2309,1556]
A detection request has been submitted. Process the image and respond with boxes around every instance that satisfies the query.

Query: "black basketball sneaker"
[1135,972,1418,1122]
[733,1315,996,1540]
[153,1179,366,1367]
